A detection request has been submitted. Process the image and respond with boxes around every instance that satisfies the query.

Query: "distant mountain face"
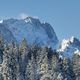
[58,36,80,58]
[0,16,80,59]
[0,17,58,49]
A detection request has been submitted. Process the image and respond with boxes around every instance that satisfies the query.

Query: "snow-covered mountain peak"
[59,37,80,58]
[0,17,58,49]
[70,36,80,44]
[60,37,80,51]
[70,36,75,43]
[74,49,80,56]
[24,16,40,24]
[0,20,3,23]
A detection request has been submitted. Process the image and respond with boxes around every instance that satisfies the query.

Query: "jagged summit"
[74,49,80,56]
[0,17,58,49]
[24,16,41,24]
[60,36,80,51]
[59,36,80,58]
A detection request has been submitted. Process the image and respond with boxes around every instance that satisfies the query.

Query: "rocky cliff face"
[0,17,58,49]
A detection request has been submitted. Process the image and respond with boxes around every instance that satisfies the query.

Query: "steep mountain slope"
[58,36,80,58]
[0,23,15,43]
[0,17,58,49]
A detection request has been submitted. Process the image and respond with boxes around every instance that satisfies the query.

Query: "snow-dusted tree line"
[0,36,80,80]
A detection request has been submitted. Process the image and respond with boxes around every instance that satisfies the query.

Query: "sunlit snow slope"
[58,36,80,58]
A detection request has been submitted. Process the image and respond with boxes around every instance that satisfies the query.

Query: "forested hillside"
[0,36,80,80]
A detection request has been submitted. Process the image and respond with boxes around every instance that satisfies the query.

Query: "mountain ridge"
[0,17,80,58]
[0,17,58,49]
[58,36,80,58]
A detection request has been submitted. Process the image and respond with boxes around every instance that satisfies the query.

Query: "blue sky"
[0,0,80,40]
